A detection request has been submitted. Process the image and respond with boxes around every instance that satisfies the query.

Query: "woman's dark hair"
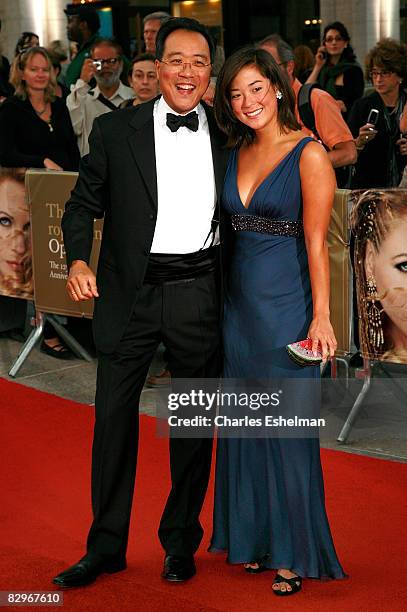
[128,53,155,77]
[155,17,215,64]
[323,21,356,62]
[214,46,301,148]
[293,45,315,78]
[365,38,407,82]
[15,32,39,56]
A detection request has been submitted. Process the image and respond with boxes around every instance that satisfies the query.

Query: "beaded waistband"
[231,215,303,237]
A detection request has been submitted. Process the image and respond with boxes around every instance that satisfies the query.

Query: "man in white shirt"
[54,18,229,590]
[66,39,134,156]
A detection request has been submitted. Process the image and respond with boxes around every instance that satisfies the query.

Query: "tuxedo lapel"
[127,99,158,210]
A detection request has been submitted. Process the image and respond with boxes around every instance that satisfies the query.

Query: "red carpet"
[0,377,406,611]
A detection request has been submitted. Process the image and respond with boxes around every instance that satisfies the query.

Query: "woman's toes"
[245,563,259,570]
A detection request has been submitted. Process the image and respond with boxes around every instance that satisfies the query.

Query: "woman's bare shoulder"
[300,139,329,164]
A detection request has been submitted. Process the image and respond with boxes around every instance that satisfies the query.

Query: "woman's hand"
[315,45,327,68]
[397,135,407,156]
[356,123,378,149]
[307,316,337,362]
[44,158,63,171]
[305,46,326,83]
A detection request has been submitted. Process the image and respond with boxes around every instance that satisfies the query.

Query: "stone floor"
[1,333,406,463]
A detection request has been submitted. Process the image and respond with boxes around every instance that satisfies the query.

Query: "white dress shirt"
[67,79,134,156]
[151,96,217,254]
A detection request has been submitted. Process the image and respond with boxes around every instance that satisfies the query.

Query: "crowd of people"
[0,5,406,600]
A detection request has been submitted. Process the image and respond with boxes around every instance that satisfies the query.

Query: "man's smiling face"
[156,29,211,115]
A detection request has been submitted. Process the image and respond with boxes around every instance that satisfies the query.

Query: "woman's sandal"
[272,573,302,596]
[40,340,73,360]
[244,557,269,574]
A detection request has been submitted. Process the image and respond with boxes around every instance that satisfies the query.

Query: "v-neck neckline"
[236,138,309,210]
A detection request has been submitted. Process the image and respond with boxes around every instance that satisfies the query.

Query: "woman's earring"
[275,90,283,100]
[365,275,384,352]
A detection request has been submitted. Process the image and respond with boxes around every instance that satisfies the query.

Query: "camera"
[92,60,103,71]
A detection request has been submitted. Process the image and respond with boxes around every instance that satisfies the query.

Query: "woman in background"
[0,46,79,170]
[306,21,364,118]
[0,46,79,358]
[121,53,159,108]
[348,38,407,189]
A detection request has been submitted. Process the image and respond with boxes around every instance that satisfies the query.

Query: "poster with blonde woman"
[352,189,407,363]
[0,168,32,300]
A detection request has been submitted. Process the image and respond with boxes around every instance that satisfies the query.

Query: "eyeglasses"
[324,36,344,43]
[159,58,211,71]
[92,58,120,68]
[370,69,395,79]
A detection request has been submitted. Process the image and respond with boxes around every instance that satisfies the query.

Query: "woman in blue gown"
[209,47,346,595]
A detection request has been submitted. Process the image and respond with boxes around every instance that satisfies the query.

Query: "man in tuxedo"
[53,18,228,588]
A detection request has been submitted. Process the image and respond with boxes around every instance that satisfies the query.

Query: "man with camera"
[67,39,134,157]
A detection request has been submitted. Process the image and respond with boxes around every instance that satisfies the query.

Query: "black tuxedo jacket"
[62,97,231,353]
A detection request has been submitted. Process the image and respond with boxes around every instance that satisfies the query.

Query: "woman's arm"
[305,46,326,84]
[300,140,337,360]
[347,98,378,155]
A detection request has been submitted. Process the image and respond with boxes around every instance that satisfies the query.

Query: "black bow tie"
[166,111,199,133]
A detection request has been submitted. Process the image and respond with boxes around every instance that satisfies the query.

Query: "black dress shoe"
[52,554,126,588]
[162,555,196,582]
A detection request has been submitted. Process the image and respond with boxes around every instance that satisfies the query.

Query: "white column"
[44,0,68,47]
[0,0,68,60]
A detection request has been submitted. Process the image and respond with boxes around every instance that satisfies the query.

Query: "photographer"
[66,39,133,156]
[348,38,407,188]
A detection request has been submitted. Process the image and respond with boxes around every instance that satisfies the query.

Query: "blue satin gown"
[209,138,346,579]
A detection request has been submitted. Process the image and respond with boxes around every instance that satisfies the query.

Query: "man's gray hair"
[143,11,170,26]
[258,34,295,64]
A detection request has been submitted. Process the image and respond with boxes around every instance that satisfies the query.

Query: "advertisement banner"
[0,168,33,300]
[351,189,407,364]
[327,189,352,356]
[26,169,103,318]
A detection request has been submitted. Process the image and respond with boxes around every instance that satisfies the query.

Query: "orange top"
[292,78,353,149]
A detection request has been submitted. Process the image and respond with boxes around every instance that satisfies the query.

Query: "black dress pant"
[86,272,221,560]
